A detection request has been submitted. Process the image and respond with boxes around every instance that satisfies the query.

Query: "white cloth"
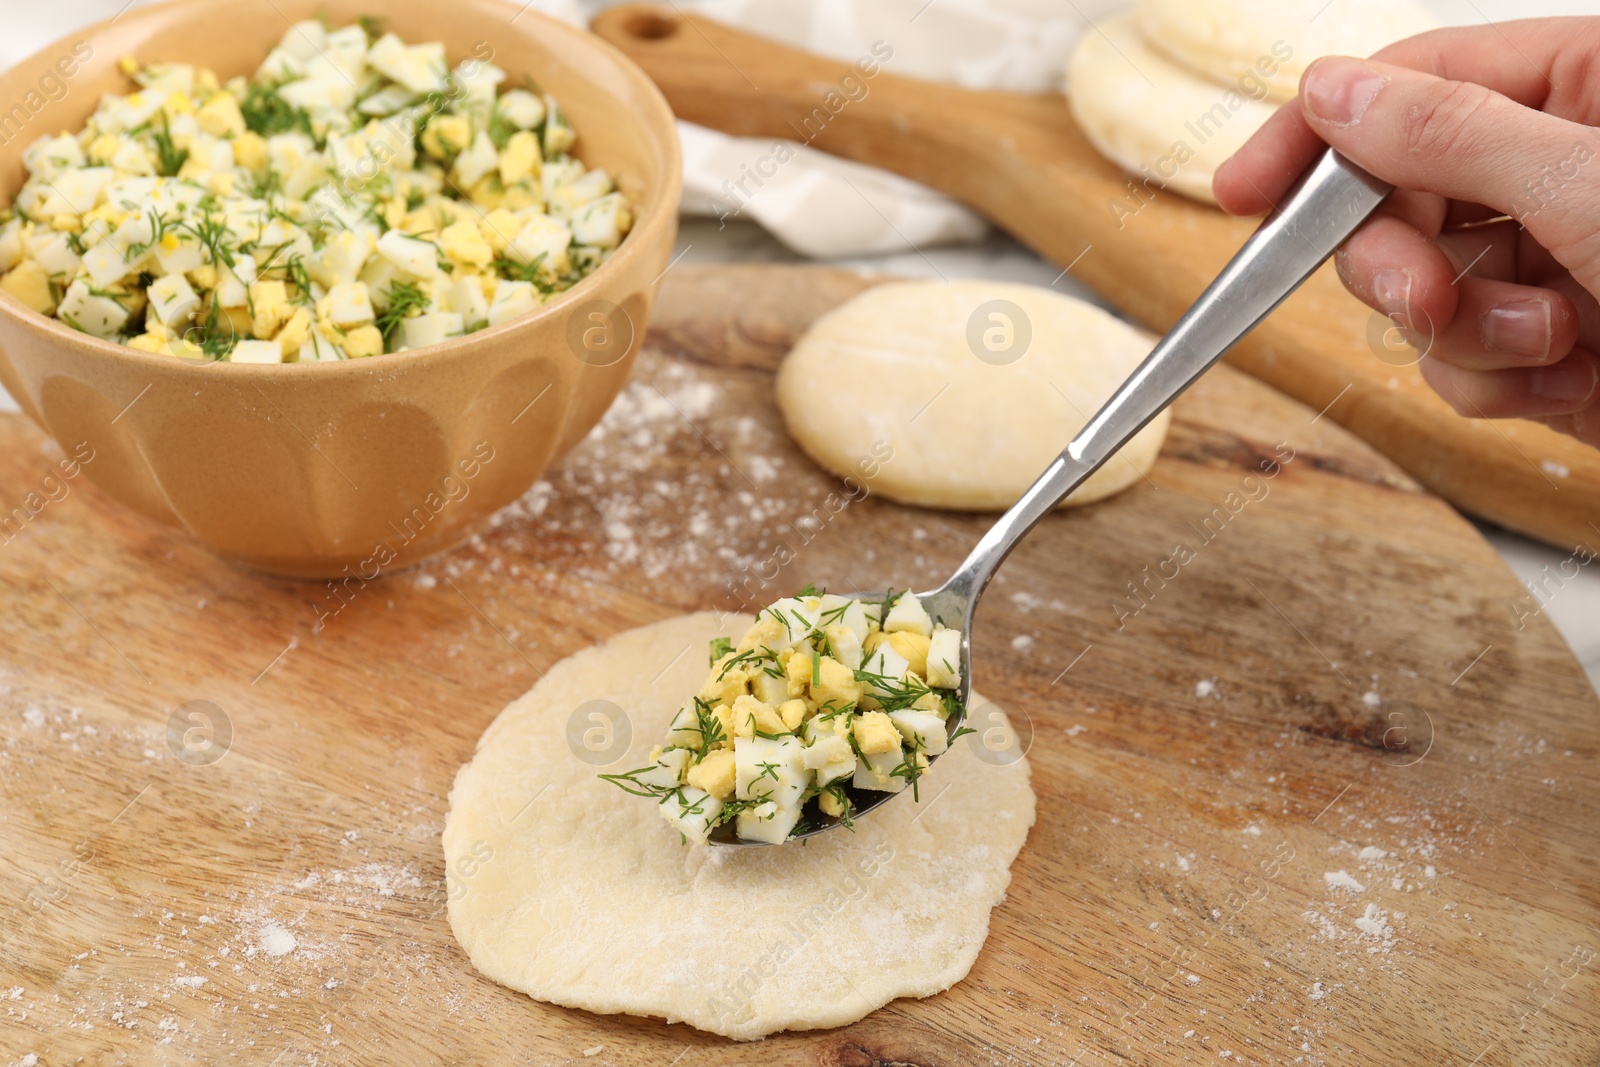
[688,0,1106,93]
[662,0,1125,256]
[676,121,986,257]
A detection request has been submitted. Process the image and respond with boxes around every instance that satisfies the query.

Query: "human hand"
[1214,18,1600,448]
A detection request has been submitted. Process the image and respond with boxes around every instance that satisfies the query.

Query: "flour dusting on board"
[257,922,297,958]
[415,345,944,611]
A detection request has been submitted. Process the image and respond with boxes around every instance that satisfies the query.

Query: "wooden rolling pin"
[592,5,1600,552]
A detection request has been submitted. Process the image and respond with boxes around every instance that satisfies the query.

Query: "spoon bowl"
[707,148,1392,846]
[705,583,976,846]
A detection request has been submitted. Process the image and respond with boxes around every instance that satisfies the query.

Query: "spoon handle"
[946,149,1392,601]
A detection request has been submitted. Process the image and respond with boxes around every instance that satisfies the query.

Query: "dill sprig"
[152,113,189,177]
[188,300,237,361]
[852,668,933,712]
[813,701,855,724]
[819,601,851,626]
[240,80,315,139]
[492,252,556,292]
[597,766,671,799]
[374,279,429,345]
[891,751,924,801]
[691,698,725,753]
[175,212,236,269]
[715,647,774,681]
[715,798,763,823]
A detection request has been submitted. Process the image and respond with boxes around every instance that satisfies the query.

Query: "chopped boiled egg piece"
[147,273,200,329]
[658,787,722,845]
[926,628,962,689]
[375,229,441,278]
[398,311,463,350]
[487,279,538,327]
[883,593,935,637]
[57,280,130,340]
[230,339,286,363]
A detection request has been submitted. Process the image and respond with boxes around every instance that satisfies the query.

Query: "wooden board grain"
[1,264,1596,1066]
[591,5,1600,554]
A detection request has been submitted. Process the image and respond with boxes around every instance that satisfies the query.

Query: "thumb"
[1299,55,1600,289]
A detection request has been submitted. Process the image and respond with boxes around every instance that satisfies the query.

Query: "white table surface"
[1,0,1595,692]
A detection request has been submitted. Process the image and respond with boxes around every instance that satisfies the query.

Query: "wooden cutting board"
[590,5,1600,554]
[1,265,1595,1066]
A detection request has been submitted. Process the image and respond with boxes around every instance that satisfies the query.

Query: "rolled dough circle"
[776,279,1171,510]
[1066,12,1277,205]
[443,613,1035,1041]
[1135,0,1437,104]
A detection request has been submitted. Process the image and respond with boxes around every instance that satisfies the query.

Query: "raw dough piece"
[1136,0,1437,104]
[1066,13,1276,205]
[776,279,1170,510]
[444,613,1035,1041]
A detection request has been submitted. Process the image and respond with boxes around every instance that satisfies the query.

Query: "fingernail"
[1373,269,1412,327]
[1303,57,1388,126]
[1482,300,1552,360]
[1530,358,1597,405]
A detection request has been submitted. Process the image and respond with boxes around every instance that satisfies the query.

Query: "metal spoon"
[710,149,1391,846]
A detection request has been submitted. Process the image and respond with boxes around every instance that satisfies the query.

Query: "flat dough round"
[1066,13,1276,205]
[776,279,1170,510]
[444,613,1035,1041]
[1136,0,1437,104]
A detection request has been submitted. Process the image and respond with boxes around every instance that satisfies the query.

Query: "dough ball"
[1066,13,1276,205]
[776,279,1170,511]
[1136,0,1437,104]
[444,613,1035,1042]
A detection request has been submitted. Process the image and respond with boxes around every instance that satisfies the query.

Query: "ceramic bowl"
[0,0,680,578]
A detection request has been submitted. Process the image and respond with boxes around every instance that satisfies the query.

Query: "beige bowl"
[0,0,680,578]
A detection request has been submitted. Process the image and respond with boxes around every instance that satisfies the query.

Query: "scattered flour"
[1354,903,1392,939]
[1195,678,1217,698]
[746,455,780,482]
[1324,870,1365,894]
[1011,634,1034,653]
[172,976,207,989]
[1308,981,1325,1001]
[1357,846,1387,862]
[257,923,297,958]
[1009,591,1067,613]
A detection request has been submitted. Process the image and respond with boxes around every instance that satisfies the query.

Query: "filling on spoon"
[602,586,969,844]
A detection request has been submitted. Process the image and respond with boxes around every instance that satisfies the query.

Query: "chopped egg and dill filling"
[602,586,971,844]
[0,17,632,361]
